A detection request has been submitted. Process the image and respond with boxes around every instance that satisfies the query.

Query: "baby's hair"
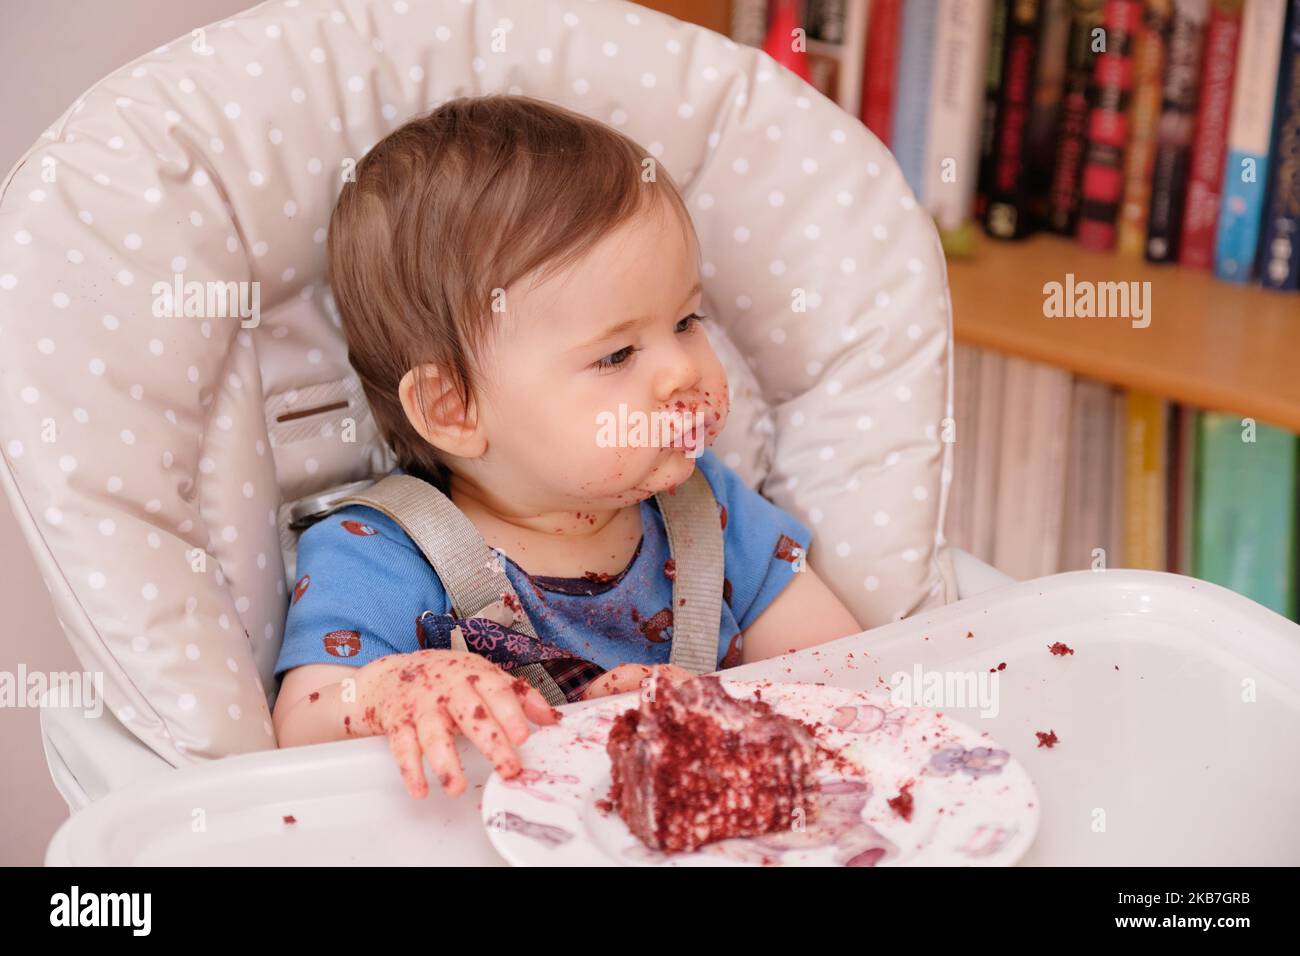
[327,93,696,489]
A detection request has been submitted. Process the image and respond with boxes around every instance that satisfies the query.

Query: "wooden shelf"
[946,235,1300,432]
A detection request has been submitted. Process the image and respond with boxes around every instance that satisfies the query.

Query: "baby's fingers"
[386,721,429,800]
[446,686,522,779]
[416,707,466,797]
[510,677,563,726]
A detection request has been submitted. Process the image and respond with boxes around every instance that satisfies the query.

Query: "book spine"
[892,0,941,198]
[985,0,1045,238]
[1179,0,1246,268]
[928,0,996,235]
[1123,391,1168,571]
[1145,0,1211,263]
[1047,0,1106,234]
[1117,2,1172,254]
[1078,0,1144,250]
[977,0,1012,218]
[1194,413,1299,618]
[861,0,904,147]
[730,0,772,46]
[1025,0,1075,226]
[1257,0,1300,289]
[1214,0,1289,282]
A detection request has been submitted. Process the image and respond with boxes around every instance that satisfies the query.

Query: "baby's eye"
[594,345,639,372]
[675,312,707,334]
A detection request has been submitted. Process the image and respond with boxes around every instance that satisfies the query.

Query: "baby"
[271,95,862,799]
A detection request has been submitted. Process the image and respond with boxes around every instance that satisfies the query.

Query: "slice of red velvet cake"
[605,675,820,852]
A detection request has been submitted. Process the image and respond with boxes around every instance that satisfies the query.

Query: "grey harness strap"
[332,467,724,704]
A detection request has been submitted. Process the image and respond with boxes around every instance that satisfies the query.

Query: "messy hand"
[356,649,560,799]
[580,663,696,701]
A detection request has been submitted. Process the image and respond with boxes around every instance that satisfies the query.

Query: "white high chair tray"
[46,570,1300,866]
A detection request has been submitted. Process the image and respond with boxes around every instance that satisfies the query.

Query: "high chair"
[0,0,1008,819]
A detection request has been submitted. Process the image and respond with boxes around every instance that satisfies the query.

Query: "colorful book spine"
[1025,0,1075,227]
[1145,0,1211,262]
[1179,0,1246,268]
[1046,0,1105,234]
[1257,0,1300,289]
[1078,0,1143,250]
[927,0,996,250]
[861,0,904,147]
[977,0,1012,219]
[892,0,941,198]
[985,0,1044,238]
[1194,413,1298,619]
[1122,391,1169,571]
[1117,2,1172,255]
[1214,0,1289,281]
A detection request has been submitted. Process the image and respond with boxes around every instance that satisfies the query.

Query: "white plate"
[481,680,1040,866]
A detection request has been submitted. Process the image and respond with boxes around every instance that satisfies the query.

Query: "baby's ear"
[398,364,485,458]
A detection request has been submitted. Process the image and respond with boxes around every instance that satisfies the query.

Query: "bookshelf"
[946,236,1300,434]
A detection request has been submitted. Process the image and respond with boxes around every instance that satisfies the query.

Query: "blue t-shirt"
[274,450,811,682]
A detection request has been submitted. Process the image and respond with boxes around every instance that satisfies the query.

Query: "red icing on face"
[323,630,361,657]
[308,691,320,703]
[292,574,310,604]
[473,705,487,720]
[340,519,378,537]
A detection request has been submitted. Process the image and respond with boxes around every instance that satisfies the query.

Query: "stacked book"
[734,0,1300,289]
[949,344,1300,619]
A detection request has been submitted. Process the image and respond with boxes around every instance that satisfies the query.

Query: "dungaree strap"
[331,466,725,704]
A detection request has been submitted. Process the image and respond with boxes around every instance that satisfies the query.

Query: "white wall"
[0,0,257,867]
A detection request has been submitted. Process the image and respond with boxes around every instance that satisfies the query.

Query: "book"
[1046,0,1106,234]
[803,0,872,111]
[1025,0,1075,226]
[985,0,1045,238]
[892,0,941,198]
[1122,391,1169,570]
[1078,0,1144,250]
[1214,0,1289,281]
[730,0,771,47]
[1117,1,1173,255]
[976,0,1012,218]
[970,347,1007,563]
[1060,379,1119,570]
[927,0,996,251]
[1145,0,1211,263]
[992,357,1073,579]
[1172,404,1200,574]
[1257,0,1300,290]
[1179,0,1246,268]
[1194,413,1298,618]
[947,342,983,552]
[1107,387,1129,568]
[861,0,904,146]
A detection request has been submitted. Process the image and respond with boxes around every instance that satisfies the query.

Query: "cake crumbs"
[1048,642,1075,656]
[887,781,915,821]
[1035,729,1059,749]
[282,815,297,825]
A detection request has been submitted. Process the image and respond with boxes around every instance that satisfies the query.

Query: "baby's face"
[476,199,730,510]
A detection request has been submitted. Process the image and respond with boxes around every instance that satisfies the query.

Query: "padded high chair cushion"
[0,0,955,764]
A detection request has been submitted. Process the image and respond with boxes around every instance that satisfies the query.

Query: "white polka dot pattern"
[0,0,954,766]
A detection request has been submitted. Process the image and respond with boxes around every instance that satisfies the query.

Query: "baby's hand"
[580,663,695,701]
[355,649,559,799]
